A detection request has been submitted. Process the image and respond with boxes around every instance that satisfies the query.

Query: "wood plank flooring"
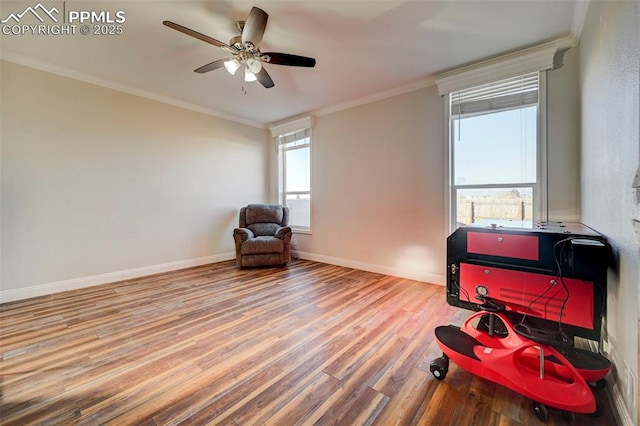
[0,259,616,425]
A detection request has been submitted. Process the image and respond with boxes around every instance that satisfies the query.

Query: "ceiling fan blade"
[242,7,268,49]
[163,20,235,52]
[255,68,275,88]
[194,59,229,74]
[262,52,316,68]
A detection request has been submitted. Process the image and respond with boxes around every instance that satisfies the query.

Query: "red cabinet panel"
[458,263,594,329]
[467,231,539,261]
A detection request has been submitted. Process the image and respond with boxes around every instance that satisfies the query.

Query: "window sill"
[292,229,312,235]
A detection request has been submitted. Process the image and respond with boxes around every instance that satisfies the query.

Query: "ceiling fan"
[163,6,316,89]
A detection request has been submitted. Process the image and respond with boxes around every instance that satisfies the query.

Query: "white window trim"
[538,72,548,223]
[437,39,565,233]
[270,116,314,138]
[280,132,312,233]
[434,35,574,95]
[270,116,314,234]
[444,72,548,233]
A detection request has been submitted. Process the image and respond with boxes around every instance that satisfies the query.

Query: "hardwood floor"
[1,259,616,425]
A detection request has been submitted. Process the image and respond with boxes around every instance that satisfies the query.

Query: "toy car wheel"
[533,401,548,422]
[430,356,449,381]
[589,379,607,390]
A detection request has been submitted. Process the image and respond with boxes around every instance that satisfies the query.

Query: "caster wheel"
[533,401,548,422]
[589,379,607,390]
[430,356,449,381]
[562,410,576,424]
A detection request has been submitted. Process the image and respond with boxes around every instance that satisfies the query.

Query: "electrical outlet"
[291,235,298,246]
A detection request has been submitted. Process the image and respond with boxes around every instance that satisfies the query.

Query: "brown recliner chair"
[233,204,292,268]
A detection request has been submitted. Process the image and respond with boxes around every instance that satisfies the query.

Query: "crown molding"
[2,49,435,130]
[0,51,267,129]
[312,77,435,118]
[269,116,315,137]
[434,35,577,95]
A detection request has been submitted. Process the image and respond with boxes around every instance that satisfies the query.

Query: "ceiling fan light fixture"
[244,66,258,82]
[224,58,241,75]
[246,58,262,74]
[164,6,316,89]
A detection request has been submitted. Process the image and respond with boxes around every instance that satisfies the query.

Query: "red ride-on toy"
[430,296,611,423]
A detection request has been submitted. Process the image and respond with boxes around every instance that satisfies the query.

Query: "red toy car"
[430,298,610,422]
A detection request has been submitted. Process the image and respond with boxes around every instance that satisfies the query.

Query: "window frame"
[445,72,548,232]
[277,128,312,234]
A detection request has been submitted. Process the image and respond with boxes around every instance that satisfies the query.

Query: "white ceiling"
[0,1,582,126]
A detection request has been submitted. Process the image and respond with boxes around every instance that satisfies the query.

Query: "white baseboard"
[586,340,633,426]
[611,381,634,426]
[2,250,444,304]
[0,252,235,304]
[294,250,446,286]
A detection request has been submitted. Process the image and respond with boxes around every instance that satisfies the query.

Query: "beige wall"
[297,86,447,284]
[291,56,583,285]
[547,47,581,222]
[579,0,640,422]
[1,61,268,300]
[1,43,586,301]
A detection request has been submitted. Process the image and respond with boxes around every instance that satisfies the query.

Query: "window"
[278,128,311,232]
[436,38,570,232]
[448,72,546,231]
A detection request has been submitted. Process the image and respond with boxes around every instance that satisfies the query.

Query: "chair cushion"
[245,204,283,225]
[240,236,284,255]
[247,223,280,237]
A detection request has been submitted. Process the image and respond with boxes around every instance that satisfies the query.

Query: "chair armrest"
[234,227,254,243]
[275,226,292,240]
